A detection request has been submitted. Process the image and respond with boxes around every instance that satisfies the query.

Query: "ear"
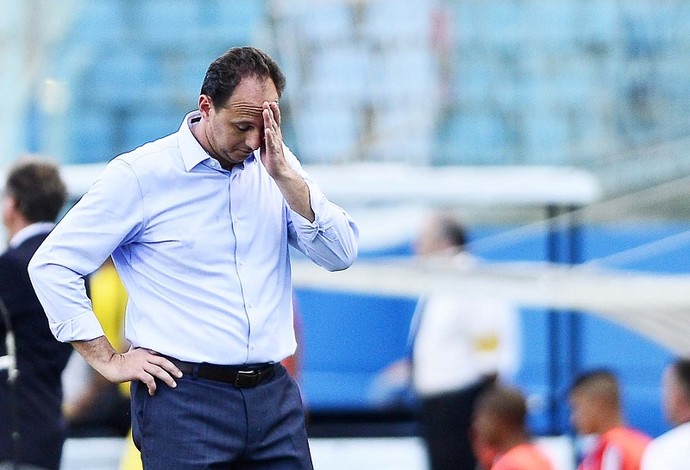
[2,194,20,228]
[198,94,213,120]
[3,194,18,214]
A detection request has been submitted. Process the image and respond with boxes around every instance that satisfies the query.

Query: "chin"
[230,151,252,161]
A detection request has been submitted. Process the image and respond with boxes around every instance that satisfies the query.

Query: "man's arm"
[260,101,358,271]
[71,335,182,396]
[260,101,315,222]
[28,160,182,395]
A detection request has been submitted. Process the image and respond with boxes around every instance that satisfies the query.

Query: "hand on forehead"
[224,77,279,122]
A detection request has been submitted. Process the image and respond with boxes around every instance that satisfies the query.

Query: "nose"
[246,129,263,151]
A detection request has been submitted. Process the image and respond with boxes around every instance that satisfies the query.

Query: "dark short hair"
[571,368,616,390]
[5,158,66,223]
[200,46,286,108]
[569,368,620,406]
[437,213,467,248]
[474,385,527,429]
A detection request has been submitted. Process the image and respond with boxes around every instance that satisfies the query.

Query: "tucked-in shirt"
[28,111,358,365]
[640,422,690,470]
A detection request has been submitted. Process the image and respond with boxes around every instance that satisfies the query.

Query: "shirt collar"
[177,110,257,173]
[178,111,215,172]
[9,222,55,248]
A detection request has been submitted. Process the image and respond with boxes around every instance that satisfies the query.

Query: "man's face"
[569,391,598,435]
[200,75,279,169]
[1,193,16,231]
[414,217,446,257]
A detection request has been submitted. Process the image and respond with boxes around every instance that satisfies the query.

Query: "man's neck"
[6,219,29,240]
[599,415,626,434]
[8,221,55,248]
[674,408,690,426]
[500,432,530,453]
[189,116,234,171]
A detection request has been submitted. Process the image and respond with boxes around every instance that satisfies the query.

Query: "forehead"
[224,76,279,111]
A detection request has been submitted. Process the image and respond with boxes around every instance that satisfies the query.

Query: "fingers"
[264,127,280,154]
[261,101,284,159]
[260,102,288,178]
[147,351,183,380]
[143,361,178,389]
[270,101,281,127]
[141,372,158,396]
[263,101,282,139]
[128,349,183,395]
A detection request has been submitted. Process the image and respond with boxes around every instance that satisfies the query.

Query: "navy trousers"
[131,364,313,469]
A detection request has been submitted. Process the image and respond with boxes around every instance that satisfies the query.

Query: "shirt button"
[247,303,253,309]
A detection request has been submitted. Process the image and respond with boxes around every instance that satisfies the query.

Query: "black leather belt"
[167,357,276,388]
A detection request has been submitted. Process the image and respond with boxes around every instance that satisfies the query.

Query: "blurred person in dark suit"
[0,158,71,470]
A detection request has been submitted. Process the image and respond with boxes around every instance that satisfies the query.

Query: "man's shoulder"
[117,133,180,169]
[646,422,690,453]
[604,426,651,444]
[0,249,19,274]
[493,443,553,470]
[0,239,42,294]
[0,234,46,268]
[599,426,651,466]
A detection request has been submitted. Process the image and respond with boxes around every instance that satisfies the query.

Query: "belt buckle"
[234,369,259,388]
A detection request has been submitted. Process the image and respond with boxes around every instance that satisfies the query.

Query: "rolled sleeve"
[285,146,359,271]
[49,311,105,343]
[28,158,144,342]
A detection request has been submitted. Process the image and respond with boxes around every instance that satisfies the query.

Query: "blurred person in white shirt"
[371,212,520,470]
[641,357,690,470]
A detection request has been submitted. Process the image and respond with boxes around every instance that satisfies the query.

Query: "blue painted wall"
[295,222,685,438]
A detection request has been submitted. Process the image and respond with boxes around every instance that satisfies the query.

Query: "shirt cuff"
[288,179,331,240]
[50,311,106,343]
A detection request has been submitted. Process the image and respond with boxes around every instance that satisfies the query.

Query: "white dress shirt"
[28,111,358,365]
[641,422,690,470]
[412,253,520,397]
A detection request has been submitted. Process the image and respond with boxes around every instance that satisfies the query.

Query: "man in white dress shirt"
[373,212,520,470]
[641,357,690,470]
[28,46,358,469]
[412,213,520,470]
